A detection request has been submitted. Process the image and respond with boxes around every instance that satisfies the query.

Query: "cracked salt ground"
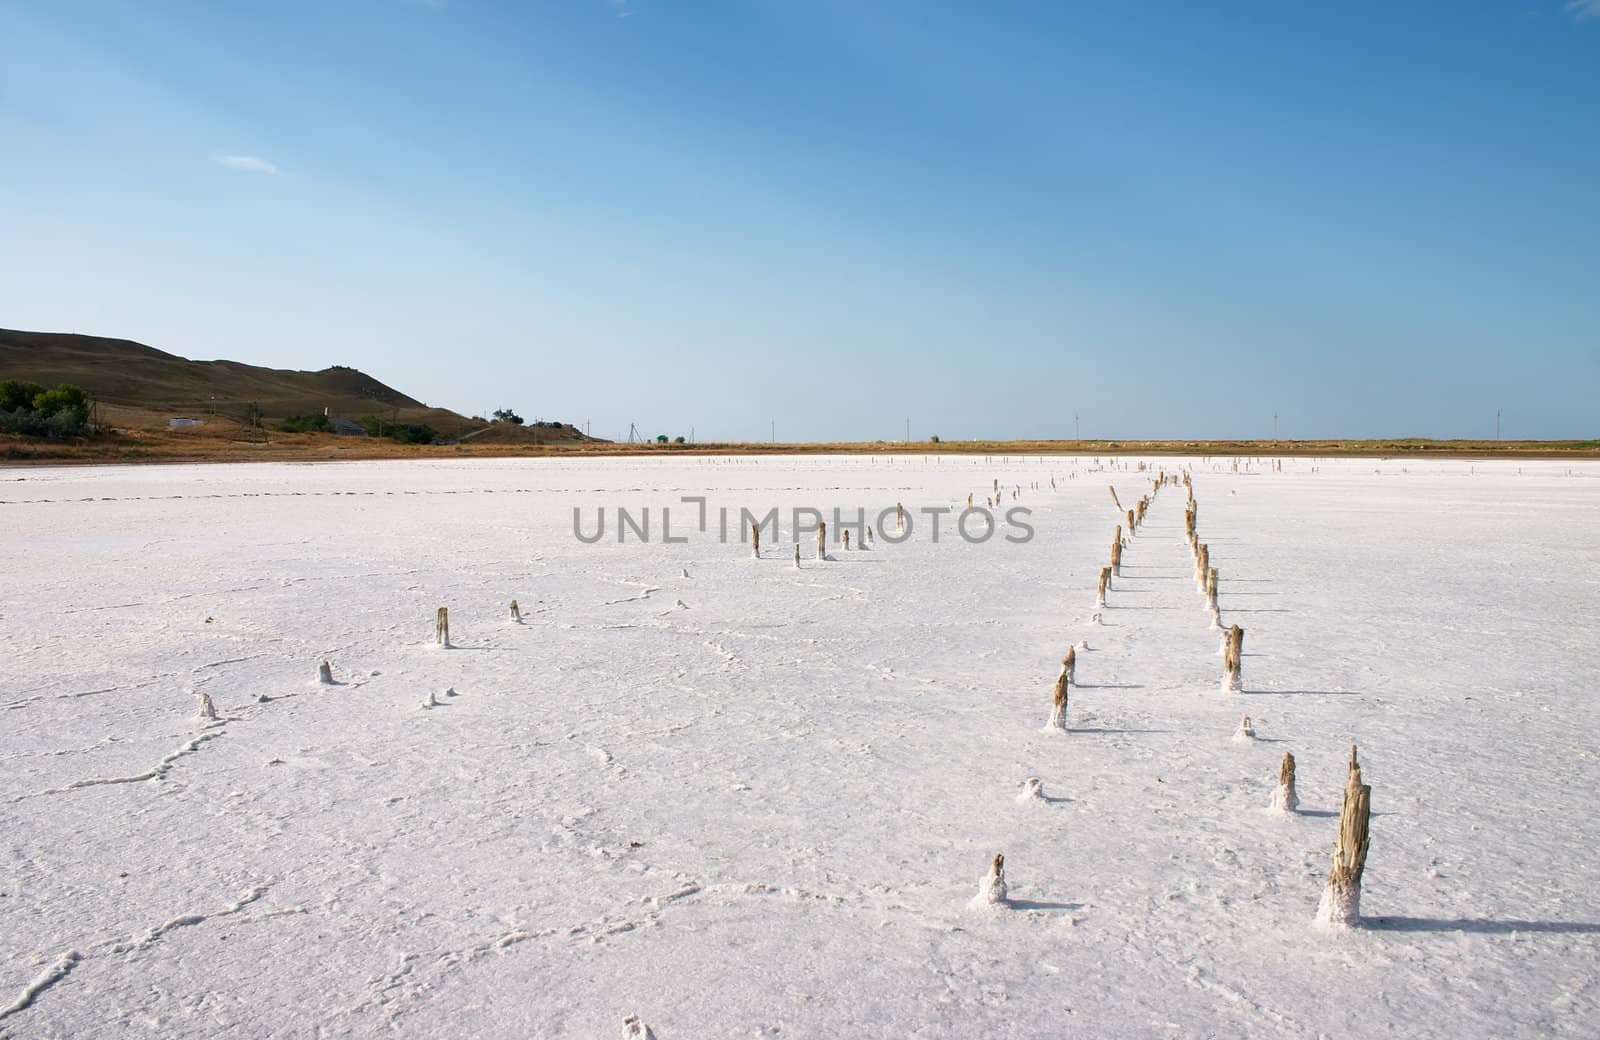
[2,456,1598,1037]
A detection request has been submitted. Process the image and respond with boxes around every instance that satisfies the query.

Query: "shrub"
[0,380,45,412]
[656,434,668,444]
[388,423,436,445]
[278,413,333,434]
[0,382,89,438]
[356,415,435,444]
[930,434,941,444]
[492,408,524,425]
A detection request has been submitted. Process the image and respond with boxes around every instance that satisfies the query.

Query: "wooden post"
[510,600,521,622]
[1316,781,1372,926]
[817,521,826,560]
[435,607,450,648]
[1062,646,1076,684]
[1097,566,1110,609]
[1271,751,1299,812]
[975,852,1008,907]
[752,522,761,558]
[318,660,334,684]
[1044,670,1069,732]
[897,502,904,532]
[1224,624,1244,691]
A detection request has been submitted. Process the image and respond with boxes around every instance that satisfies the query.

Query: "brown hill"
[0,328,593,443]
[0,327,440,421]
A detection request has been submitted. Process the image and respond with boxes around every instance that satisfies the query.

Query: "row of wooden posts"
[1182,471,1373,926]
[390,465,1372,927]
[983,468,1374,925]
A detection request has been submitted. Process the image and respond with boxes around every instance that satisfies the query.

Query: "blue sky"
[2,1,1596,441]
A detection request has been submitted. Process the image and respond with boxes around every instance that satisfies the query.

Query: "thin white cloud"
[1566,0,1600,21]
[213,154,280,175]
[609,0,634,17]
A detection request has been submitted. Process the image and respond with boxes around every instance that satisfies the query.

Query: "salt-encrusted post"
[974,852,1008,907]
[817,520,827,560]
[1097,566,1111,609]
[1315,778,1373,927]
[1111,529,1123,576]
[1271,751,1299,812]
[435,607,450,648]
[318,660,334,684]
[752,523,761,558]
[897,502,905,532]
[1044,670,1069,732]
[510,600,521,622]
[1223,624,1244,691]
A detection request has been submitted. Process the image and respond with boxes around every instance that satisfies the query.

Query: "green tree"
[0,381,88,437]
[279,413,333,433]
[0,380,44,412]
[31,384,87,416]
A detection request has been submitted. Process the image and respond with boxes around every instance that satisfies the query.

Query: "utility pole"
[905,417,910,443]
[1075,414,1080,441]
[771,420,775,444]
[1496,411,1501,440]
[1274,413,1278,439]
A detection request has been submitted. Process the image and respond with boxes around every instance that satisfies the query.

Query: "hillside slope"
[0,328,431,421]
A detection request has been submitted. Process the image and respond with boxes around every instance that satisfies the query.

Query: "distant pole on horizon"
[1274,413,1278,439]
[905,417,910,443]
[771,419,775,444]
[1497,411,1501,440]
[1075,414,1080,440]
